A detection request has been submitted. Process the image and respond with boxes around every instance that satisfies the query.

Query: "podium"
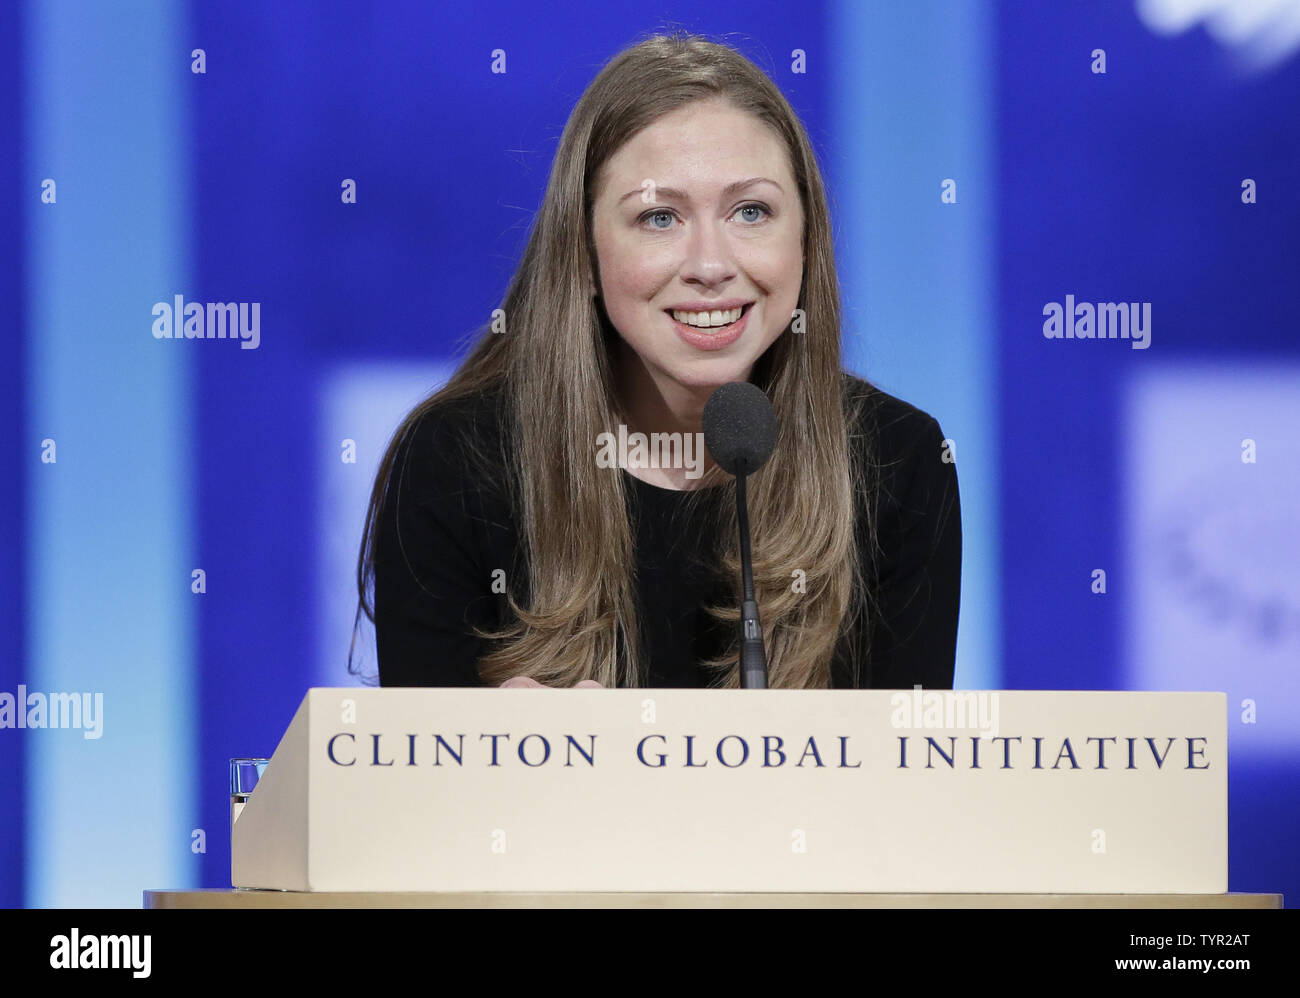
[222,687,1238,897]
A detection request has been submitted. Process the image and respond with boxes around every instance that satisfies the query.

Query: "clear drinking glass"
[229,757,269,833]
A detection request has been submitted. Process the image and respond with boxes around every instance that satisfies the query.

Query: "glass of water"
[229,757,269,833]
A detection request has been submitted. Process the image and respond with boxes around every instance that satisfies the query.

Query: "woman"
[353,31,961,690]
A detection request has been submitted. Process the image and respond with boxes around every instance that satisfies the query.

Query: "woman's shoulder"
[392,383,511,504]
[405,384,507,447]
[841,372,947,462]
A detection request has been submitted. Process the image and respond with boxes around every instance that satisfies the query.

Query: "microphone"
[702,382,778,689]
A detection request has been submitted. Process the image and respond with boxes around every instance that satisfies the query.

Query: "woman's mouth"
[665,303,753,351]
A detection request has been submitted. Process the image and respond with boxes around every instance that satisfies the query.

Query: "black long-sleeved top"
[373,375,961,689]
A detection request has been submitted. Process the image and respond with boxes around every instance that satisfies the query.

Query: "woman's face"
[590,98,804,400]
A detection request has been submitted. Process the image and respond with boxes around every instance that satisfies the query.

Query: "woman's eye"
[735,203,770,224]
[643,210,675,230]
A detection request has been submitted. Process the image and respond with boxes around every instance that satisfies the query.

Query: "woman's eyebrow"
[617,177,784,205]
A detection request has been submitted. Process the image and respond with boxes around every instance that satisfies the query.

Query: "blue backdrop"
[3,0,1297,907]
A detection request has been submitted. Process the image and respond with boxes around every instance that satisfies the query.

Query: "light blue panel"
[316,363,453,687]
[24,1,194,905]
[1124,363,1300,756]
[829,0,1000,689]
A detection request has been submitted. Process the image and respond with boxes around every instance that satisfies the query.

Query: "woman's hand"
[498,677,603,689]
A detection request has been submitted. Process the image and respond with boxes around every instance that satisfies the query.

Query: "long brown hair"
[350,30,877,688]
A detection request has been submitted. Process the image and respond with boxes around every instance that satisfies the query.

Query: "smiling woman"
[352,30,961,691]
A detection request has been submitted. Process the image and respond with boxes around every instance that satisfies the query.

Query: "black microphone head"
[702,381,778,477]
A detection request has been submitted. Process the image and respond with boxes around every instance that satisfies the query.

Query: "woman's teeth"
[671,306,745,328]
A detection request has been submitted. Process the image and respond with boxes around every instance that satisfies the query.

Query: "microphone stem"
[734,465,767,688]
[736,469,755,603]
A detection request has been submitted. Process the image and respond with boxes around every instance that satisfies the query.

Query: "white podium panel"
[231,689,1226,894]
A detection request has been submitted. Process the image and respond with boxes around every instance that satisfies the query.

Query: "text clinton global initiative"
[323,732,1213,770]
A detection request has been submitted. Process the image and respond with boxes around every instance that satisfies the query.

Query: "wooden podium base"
[144,889,1282,909]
